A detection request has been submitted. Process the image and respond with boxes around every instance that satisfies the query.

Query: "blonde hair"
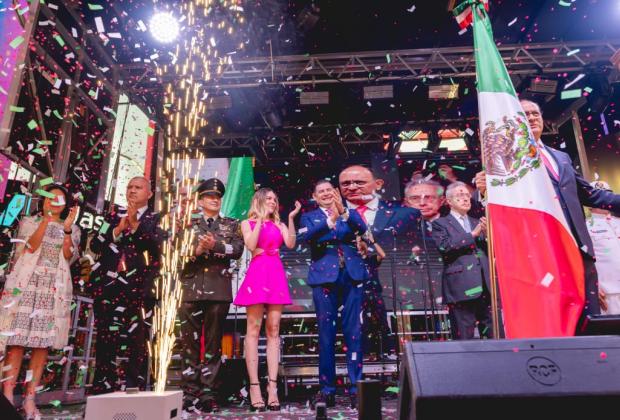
[248,188,280,223]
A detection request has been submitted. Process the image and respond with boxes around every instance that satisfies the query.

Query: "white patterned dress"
[0,216,79,351]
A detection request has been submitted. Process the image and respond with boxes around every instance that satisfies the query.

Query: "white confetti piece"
[94,17,105,33]
[540,273,554,287]
[564,73,585,89]
[508,17,518,26]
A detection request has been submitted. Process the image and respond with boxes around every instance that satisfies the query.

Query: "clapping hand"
[63,206,80,232]
[199,232,216,251]
[289,200,302,220]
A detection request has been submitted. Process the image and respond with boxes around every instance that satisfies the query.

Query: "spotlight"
[149,12,180,43]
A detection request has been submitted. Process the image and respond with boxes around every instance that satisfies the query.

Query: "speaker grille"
[113,413,137,420]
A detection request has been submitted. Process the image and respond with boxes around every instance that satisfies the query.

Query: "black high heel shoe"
[267,378,281,411]
[248,383,266,412]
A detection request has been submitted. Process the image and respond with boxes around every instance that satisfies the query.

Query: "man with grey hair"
[432,181,493,340]
[476,99,620,326]
[404,179,445,222]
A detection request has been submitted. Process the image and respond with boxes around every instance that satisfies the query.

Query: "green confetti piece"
[38,140,52,145]
[386,386,399,393]
[17,6,29,16]
[36,189,56,199]
[88,89,96,98]
[70,302,77,310]
[464,87,469,95]
[558,0,572,6]
[53,34,66,47]
[9,105,24,113]
[39,177,54,186]
[109,326,119,331]
[87,3,103,9]
[9,36,25,49]
[465,285,483,296]
[12,287,21,296]
[560,89,582,100]
[355,127,363,135]
[50,400,61,407]
[297,278,306,286]
[121,345,127,350]
[386,53,391,64]
[146,126,155,136]
[53,109,63,119]
[131,315,138,322]
[32,148,45,156]
[126,268,137,277]
[584,86,593,93]
[99,221,110,234]
[452,165,466,171]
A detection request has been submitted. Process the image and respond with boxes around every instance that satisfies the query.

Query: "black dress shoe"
[200,400,220,413]
[349,394,358,410]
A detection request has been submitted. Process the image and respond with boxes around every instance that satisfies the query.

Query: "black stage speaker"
[0,394,21,420]
[398,336,620,420]
[578,314,620,335]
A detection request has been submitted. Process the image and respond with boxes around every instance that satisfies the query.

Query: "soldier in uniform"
[179,178,244,413]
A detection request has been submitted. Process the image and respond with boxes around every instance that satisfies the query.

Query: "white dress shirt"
[587,213,620,294]
[450,210,472,233]
[537,141,559,176]
[347,196,379,227]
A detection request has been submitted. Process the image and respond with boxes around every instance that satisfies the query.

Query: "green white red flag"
[467,1,585,337]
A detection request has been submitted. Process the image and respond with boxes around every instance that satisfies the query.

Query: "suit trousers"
[448,290,494,340]
[179,300,230,403]
[577,255,601,331]
[92,293,151,393]
[312,269,363,395]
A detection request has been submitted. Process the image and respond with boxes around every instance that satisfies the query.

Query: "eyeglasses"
[405,195,439,203]
[340,180,368,188]
[524,110,541,118]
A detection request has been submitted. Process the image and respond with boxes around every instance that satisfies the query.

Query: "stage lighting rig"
[149,12,180,43]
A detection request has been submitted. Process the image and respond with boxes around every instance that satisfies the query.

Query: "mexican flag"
[470,2,585,337]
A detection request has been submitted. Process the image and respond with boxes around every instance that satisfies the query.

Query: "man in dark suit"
[90,176,163,393]
[476,99,620,325]
[179,178,243,413]
[432,181,493,340]
[338,165,421,355]
[300,179,368,409]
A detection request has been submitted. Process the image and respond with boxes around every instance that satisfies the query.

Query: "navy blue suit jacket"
[300,208,369,286]
[547,147,620,258]
[369,201,421,252]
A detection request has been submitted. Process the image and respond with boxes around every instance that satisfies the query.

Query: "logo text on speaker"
[526,357,562,386]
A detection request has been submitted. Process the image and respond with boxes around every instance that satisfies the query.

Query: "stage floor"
[39,395,399,419]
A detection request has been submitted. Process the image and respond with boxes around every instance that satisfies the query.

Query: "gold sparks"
[151,0,244,394]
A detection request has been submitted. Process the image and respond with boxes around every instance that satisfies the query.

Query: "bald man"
[339,165,421,355]
[89,176,163,394]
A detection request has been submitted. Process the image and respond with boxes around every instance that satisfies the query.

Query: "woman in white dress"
[0,185,80,419]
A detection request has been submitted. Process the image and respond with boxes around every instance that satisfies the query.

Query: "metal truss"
[199,39,620,89]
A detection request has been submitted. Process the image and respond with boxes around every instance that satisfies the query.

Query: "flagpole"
[472,1,501,339]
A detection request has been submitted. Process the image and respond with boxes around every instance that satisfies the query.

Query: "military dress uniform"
[179,179,244,410]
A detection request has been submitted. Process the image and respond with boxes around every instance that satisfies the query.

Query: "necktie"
[206,217,214,228]
[357,205,368,223]
[461,216,471,233]
[539,148,560,181]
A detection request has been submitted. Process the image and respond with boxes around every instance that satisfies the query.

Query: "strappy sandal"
[22,394,41,420]
[267,378,281,411]
[248,383,266,412]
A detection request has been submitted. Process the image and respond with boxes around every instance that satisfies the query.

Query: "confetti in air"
[150,0,245,394]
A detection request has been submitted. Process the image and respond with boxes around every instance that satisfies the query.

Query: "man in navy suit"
[338,165,421,354]
[477,99,620,327]
[432,182,493,340]
[300,179,368,409]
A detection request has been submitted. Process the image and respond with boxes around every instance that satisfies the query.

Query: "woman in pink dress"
[234,188,301,412]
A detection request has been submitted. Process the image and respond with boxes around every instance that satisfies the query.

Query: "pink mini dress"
[233,220,292,306]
